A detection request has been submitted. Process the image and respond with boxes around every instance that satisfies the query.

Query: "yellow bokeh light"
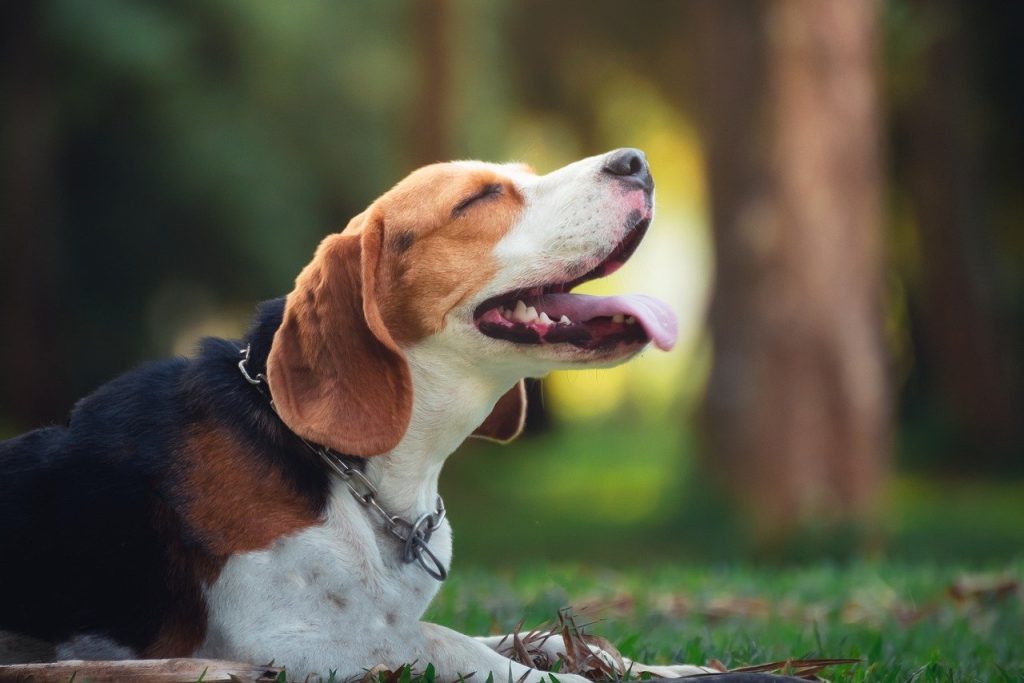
[514,69,714,424]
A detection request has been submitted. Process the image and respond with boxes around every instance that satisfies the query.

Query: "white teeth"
[560,315,571,325]
[513,300,528,322]
[510,300,540,324]
[506,300,560,326]
[625,316,636,325]
[612,314,625,324]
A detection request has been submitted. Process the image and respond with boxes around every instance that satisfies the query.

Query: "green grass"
[424,561,1023,682]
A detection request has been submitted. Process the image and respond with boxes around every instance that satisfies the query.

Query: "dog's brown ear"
[471,380,527,444]
[267,215,412,457]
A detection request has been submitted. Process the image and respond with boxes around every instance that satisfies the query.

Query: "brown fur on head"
[266,164,529,457]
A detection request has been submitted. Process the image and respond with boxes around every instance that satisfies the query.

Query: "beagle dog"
[0,149,762,681]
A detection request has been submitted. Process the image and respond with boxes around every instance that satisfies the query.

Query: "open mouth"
[472,217,677,352]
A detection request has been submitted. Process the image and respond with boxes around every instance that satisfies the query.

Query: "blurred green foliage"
[446,422,1024,566]
[28,2,414,375]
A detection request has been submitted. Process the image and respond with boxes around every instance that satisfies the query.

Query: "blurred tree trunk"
[903,0,1021,467]
[693,1,889,541]
[410,0,452,167]
[0,3,64,431]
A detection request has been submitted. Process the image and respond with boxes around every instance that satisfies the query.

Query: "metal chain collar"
[238,344,448,580]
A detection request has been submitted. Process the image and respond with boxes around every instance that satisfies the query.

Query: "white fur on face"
[490,154,635,295]
[451,154,637,305]
[444,154,654,375]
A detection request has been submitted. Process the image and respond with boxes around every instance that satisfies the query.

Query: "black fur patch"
[0,298,335,654]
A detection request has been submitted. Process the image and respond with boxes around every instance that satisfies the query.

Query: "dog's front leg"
[416,623,592,683]
[475,633,718,678]
[212,622,588,683]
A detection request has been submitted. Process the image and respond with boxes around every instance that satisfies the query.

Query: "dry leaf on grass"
[494,607,858,682]
[495,609,624,680]
[726,657,861,681]
[948,573,1019,603]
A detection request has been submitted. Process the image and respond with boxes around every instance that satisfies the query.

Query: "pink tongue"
[539,293,678,351]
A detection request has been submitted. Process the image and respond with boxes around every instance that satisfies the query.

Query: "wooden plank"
[0,658,281,683]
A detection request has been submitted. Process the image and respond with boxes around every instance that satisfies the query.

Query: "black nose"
[601,148,654,192]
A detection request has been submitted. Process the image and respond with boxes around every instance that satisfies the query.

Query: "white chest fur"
[198,481,451,675]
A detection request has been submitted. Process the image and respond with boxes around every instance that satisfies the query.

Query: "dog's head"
[267,149,676,456]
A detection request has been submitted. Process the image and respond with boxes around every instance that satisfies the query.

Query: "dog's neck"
[241,301,517,520]
[364,336,519,519]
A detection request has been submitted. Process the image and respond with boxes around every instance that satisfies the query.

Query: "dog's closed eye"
[453,183,503,216]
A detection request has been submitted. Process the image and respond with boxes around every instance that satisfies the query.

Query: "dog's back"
[0,359,189,658]
[0,300,330,661]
